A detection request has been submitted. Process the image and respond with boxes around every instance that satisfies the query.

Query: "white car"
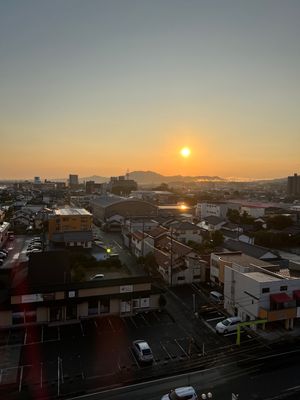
[215,316,241,334]
[90,274,104,280]
[132,340,153,364]
[161,386,198,400]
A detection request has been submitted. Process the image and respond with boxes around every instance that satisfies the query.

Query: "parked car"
[209,291,224,304]
[26,249,42,255]
[161,386,198,400]
[90,274,104,280]
[0,249,8,255]
[215,316,242,334]
[132,340,153,364]
[0,259,3,266]
[0,251,7,258]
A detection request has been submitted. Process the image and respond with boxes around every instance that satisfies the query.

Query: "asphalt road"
[68,349,300,400]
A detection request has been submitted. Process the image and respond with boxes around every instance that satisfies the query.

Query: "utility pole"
[170,227,173,287]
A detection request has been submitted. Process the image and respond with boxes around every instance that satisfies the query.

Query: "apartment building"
[48,207,93,248]
[224,263,300,330]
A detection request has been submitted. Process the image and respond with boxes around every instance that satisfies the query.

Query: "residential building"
[210,251,273,287]
[48,207,93,248]
[198,216,226,232]
[224,262,300,330]
[195,202,240,219]
[287,173,300,196]
[154,236,207,286]
[168,221,203,244]
[122,218,159,248]
[223,239,282,264]
[0,222,10,249]
[131,190,178,204]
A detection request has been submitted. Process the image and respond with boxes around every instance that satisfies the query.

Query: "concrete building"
[90,196,158,231]
[287,173,300,196]
[69,174,79,188]
[0,251,161,327]
[195,202,240,219]
[48,207,93,248]
[106,176,137,196]
[131,190,178,204]
[168,221,203,244]
[0,222,10,249]
[224,262,300,330]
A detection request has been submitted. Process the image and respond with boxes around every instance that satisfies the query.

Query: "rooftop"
[244,271,281,282]
[54,208,91,216]
[216,252,271,268]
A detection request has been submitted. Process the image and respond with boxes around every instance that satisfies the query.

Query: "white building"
[196,202,240,219]
[224,263,300,330]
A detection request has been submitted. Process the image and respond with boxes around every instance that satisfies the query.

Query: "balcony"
[259,307,296,322]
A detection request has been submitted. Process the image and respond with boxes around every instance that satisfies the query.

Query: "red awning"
[293,290,300,299]
[270,293,292,303]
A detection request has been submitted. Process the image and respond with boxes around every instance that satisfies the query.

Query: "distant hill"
[128,171,224,184]
[80,171,223,185]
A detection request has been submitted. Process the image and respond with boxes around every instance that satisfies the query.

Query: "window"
[140,298,149,308]
[280,286,287,291]
[88,299,98,315]
[262,287,270,293]
[177,276,185,281]
[193,275,201,279]
[132,299,140,308]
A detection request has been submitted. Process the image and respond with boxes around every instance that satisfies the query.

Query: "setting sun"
[180,147,191,158]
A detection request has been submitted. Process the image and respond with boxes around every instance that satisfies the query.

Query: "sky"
[0,0,300,180]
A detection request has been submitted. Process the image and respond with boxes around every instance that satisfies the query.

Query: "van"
[209,291,224,304]
[215,316,242,334]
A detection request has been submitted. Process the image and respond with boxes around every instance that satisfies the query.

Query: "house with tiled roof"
[154,236,207,286]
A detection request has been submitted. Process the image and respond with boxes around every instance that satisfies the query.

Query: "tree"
[226,208,240,224]
[267,215,293,230]
[211,230,224,247]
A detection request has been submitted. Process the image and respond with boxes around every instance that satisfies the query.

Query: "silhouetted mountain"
[80,171,223,185]
[128,171,224,184]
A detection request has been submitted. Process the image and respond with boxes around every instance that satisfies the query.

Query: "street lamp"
[201,393,213,399]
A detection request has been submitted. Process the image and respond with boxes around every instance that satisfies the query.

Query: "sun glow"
[180,147,191,158]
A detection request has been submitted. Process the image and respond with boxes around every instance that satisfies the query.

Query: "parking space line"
[24,328,27,345]
[129,348,140,369]
[130,317,138,328]
[174,339,189,358]
[80,321,85,336]
[160,342,172,359]
[140,313,151,327]
[153,311,161,322]
[94,320,98,328]
[206,316,224,322]
[224,332,237,337]
[18,365,24,392]
[108,318,116,333]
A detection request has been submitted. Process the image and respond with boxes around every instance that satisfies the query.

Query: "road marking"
[174,339,189,358]
[223,332,237,337]
[140,313,151,327]
[94,320,98,328]
[206,316,224,322]
[160,342,172,359]
[129,348,140,368]
[80,322,85,336]
[24,328,27,345]
[129,317,138,328]
[108,318,116,333]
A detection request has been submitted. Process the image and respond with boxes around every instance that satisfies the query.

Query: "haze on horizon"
[1,0,300,180]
